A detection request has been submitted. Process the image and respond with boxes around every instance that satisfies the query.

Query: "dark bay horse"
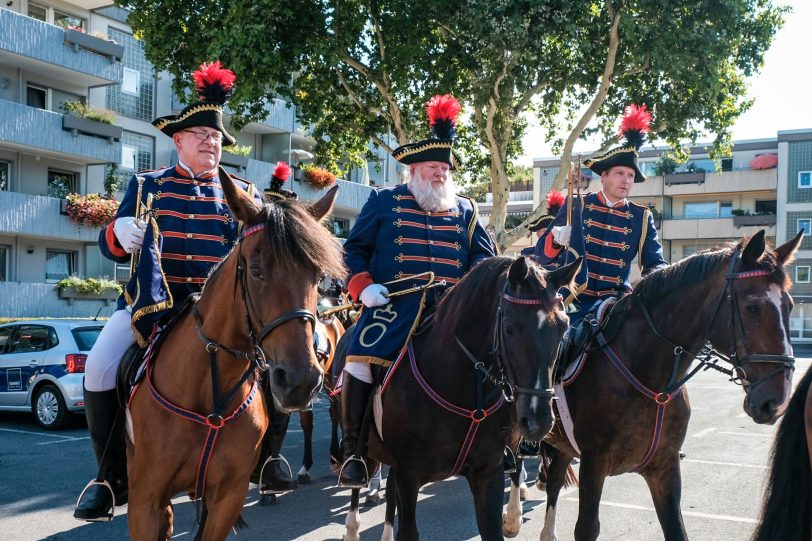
[505,230,802,541]
[341,255,581,541]
[125,176,346,540]
[753,361,812,541]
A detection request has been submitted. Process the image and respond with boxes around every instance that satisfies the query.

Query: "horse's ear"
[547,256,582,292]
[508,256,530,285]
[741,229,766,265]
[309,185,339,223]
[775,230,804,265]
[218,167,263,225]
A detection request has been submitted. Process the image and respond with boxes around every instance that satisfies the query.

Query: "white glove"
[359,284,390,308]
[552,225,572,247]
[114,217,147,254]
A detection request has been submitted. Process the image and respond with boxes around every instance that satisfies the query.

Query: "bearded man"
[337,94,496,487]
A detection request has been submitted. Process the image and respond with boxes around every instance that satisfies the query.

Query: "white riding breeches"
[84,309,138,392]
[343,360,373,384]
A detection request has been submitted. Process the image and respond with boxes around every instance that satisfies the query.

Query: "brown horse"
[125,174,346,541]
[504,230,802,541]
[752,361,812,541]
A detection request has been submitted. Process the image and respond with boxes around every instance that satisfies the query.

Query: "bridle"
[635,248,795,398]
[456,280,564,403]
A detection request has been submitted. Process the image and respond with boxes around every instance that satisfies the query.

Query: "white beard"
[408,171,458,212]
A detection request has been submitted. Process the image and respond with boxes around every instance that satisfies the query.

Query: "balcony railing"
[733,214,776,227]
[0,191,102,241]
[664,171,706,185]
[0,99,121,163]
[0,9,123,85]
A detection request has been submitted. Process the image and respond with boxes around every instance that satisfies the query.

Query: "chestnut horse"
[125,176,346,541]
[340,255,582,541]
[753,361,812,541]
[503,230,802,541]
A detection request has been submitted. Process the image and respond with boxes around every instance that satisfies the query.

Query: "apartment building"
[531,134,812,342]
[0,3,375,318]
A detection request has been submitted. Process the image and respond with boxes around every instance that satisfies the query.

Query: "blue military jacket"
[534,191,667,319]
[344,183,495,365]
[100,163,260,343]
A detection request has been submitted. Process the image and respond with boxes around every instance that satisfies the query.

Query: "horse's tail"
[752,364,812,541]
[539,442,579,488]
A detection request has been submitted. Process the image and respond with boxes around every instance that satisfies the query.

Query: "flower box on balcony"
[63,114,122,143]
[220,152,249,171]
[733,214,776,227]
[58,287,120,305]
[63,29,124,63]
[664,172,706,186]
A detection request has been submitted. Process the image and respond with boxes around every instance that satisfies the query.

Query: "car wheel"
[33,384,68,430]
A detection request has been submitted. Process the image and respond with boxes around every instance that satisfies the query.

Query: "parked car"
[0,319,103,429]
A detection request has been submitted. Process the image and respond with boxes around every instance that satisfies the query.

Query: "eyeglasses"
[183,130,223,143]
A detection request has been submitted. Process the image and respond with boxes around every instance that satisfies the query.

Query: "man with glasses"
[74,62,272,522]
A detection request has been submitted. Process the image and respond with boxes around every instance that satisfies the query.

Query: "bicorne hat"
[152,61,237,146]
[527,190,565,232]
[584,104,652,182]
[265,162,297,201]
[392,94,462,170]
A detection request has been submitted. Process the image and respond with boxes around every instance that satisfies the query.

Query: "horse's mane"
[433,257,514,348]
[260,198,346,279]
[633,238,788,304]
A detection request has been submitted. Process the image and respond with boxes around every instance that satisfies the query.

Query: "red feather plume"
[426,94,461,126]
[273,161,291,182]
[193,61,236,103]
[546,190,565,210]
[618,103,651,150]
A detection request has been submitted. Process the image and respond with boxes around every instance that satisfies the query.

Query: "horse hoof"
[298,472,311,484]
[535,479,547,492]
[519,486,529,501]
[259,494,277,506]
[363,493,381,507]
[502,514,520,538]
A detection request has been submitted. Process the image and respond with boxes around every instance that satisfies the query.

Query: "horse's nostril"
[272,367,288,389]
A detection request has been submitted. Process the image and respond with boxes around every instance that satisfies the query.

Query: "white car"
[0,319,103,429]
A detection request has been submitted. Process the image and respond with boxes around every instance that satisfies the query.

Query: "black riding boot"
[338,374,372,488]
[252,404,297,494]
[74,388,128,522]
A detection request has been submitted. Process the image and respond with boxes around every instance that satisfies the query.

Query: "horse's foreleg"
[574,456,607,541]
[393,468,420,541]
[468,468,508,541]
[642,456,687,541]
[503,458,524,538]
[128,499,171,541]
[298,409,314,483]
[365,463,383,506]
[196,486,250,541]
[343,488,362,541]
[381,467,397,541]
[540,449,574,541]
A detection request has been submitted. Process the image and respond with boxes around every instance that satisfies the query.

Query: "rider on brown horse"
[338,94,496,488]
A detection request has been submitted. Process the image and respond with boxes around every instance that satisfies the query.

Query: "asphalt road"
[1,358,809,541]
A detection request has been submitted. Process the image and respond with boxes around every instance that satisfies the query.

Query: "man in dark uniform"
[74,61,265,521]
[338,94,496,487]
[534,104,667,324]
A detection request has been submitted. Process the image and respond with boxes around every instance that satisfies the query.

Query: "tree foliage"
[122,0,786,251]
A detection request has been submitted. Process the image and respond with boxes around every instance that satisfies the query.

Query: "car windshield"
[71,326,103,351]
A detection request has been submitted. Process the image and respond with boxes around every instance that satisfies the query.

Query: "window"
[719,202,732,218]
[106,29,155,120]
[0,326,13,354]
[799,171,812,189]
[119,132,154,173]
[71,327,102,351]
[0,246,8,281]
[798,219,811,236]
[13,325,56,353]
[122,68,140,96]
[53,11,86,31]
[26,85,47,110]
[796,266,811,284]
[721,158,733,172]
[684,202,719,219]
[755,200,777,215]
[45,250,75,281]
[0,161,8,191]
[332,218,350,239]
[27,2,47,21]
[47,171,77,199]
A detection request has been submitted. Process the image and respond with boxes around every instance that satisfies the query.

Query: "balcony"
[664,171,706,186]
[245,159,374,211]
[663,168,776,196]
[0,9,123,86]
[732,214,777,228]
[0,191,102,242]
[660,216,776,241]
[0,99,121,164]
[243,98,297,134]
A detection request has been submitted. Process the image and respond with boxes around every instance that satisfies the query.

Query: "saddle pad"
[561,351,586,383]
[554,384,581,456]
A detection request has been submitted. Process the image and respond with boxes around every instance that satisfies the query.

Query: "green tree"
[123,0,785,251]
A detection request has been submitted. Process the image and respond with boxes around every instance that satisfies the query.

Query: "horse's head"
[707,229,803,424]
[219,169,346,411]
[500,256,581,441]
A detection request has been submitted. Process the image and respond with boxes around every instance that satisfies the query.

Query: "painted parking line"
[719,431,774,438]
[37,436,90,445]
[0,427,76,439]
[560,497,758,524]
[692,427,717,438]
[683,458,768,470]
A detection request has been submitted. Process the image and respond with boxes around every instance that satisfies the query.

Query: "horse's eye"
[249,265,264,280]
[746,305,760,316]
